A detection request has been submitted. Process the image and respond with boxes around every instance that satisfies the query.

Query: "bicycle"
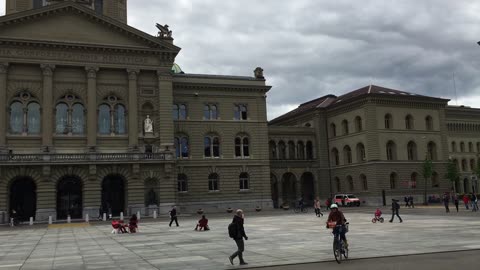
[293,205,308,213]
[328,222,349,264]
[371,216,384,223]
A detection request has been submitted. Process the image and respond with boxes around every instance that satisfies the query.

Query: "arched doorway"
[9,177,37,221]
[463,178,469,193]
[144,178,159,206]
[57,177,83,219]
[102,175,125,217]
[301,172,315,205]
[281,173,297,207]
[270,173,279,208]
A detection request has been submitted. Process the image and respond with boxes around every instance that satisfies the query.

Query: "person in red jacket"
[129,214,138,233]
[195,215,209,231]
[463,195,470,210]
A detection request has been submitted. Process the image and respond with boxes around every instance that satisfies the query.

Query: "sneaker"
[389,220,392,223]
[240,262,248,265]
[228,256,234,265]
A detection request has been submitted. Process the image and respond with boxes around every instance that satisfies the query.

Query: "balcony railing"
[0,152,174,164]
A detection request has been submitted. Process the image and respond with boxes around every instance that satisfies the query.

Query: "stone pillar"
[127,69,139,151]
[83,165,100,219]
[157,71,174,150]
[127,164,145,215]
[0,63,8,152]
[36,166,56,221]
[40,64,55,152]
[86,67,99,152]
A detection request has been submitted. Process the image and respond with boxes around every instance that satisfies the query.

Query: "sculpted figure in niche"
[144,115,153,133]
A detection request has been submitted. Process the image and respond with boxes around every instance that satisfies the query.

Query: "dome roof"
[171,63,184,74]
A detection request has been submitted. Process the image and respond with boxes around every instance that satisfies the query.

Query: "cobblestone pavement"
[0,207,479,270]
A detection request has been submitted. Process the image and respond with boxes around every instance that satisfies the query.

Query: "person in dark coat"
[453,194,459,212]
[404,196,409,208]
[389,199,403,223]
[443,193,450,213]
[228,209,248,266]
[169,206,179,227]
[408,195,414,208]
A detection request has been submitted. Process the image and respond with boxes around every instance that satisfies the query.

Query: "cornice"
[173,82,271,92]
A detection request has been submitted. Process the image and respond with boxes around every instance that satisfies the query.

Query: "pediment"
[0,2,180,52]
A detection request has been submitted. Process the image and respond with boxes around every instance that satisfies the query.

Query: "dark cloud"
[3,1,480,118]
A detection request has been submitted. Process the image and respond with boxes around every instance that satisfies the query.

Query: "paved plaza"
[0,206,479,270]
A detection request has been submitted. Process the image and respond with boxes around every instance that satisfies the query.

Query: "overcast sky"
[2,1,480,120]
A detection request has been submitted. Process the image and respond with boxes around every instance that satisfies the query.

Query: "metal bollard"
[137,211,141,220]
[48,216,52,225]
[153,210,157,219]
[103,213,106,221]
[85,214,89,223]
[67,215,71,224]
[120,212,124,221]
[29,217,33,226]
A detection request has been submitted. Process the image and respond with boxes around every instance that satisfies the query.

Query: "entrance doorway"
[57,177,83,219]
[9,177,37,221]
[301,172,315,205]
[102,175,125,216]
[270,174,279,208]
[281,173,297,207]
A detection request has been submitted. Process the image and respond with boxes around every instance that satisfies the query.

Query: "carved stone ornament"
[0,63,9,74]
[144,115,154,133]
[254,67,264,79]
[156,23,173,38]
[85,66,99,79]
[47,0,93,4]
[40,64,55,76]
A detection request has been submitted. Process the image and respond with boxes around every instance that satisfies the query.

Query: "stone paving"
[0,207,479,270]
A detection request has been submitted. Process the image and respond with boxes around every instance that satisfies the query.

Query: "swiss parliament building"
[0,0,479,223]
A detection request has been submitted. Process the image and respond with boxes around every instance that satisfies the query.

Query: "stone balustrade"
[0,152,173,164]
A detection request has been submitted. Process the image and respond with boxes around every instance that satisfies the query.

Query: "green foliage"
[446,159,460,189]
[422,158,433,179]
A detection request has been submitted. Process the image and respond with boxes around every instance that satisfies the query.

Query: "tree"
[422,158,433,205]
[446,159,460,193]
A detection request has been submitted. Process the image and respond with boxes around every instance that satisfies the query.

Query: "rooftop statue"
[156,23,173,38]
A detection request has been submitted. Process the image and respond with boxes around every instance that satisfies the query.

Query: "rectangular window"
[95,0,103,14]
[208,179,219,191]
[33,0,44,9]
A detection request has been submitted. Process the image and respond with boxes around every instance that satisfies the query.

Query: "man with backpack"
[389,199,403,223]
[228,209,248,266]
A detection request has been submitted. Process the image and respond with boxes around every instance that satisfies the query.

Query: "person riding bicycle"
[326,204,348,248]
[374,208,382,219]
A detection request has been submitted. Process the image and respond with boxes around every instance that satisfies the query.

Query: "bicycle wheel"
[302,207,308,213]
[293,207,300,213]
[343,240,348,260]
[371,218,376,223]
[333,239,341,264]
[379,217,384,223]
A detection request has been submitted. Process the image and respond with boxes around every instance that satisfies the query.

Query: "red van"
[334,194,361,207]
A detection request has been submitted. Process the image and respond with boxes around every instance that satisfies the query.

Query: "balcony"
[0,152,174,165]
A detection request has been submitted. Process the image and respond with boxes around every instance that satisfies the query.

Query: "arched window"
[208,173,219,191]
[332,148,339,166]
[427,141,437,160]
[173,103,187,120]
[410,172,417,189]
[98,104,110,134]
[288,141,296,159]
[9,101,23,134]
[177,174,188,192]
[356,143,366,162]
[335,177,341,192]
[297,141,305,160]
[425,116,433,131]
[385,114,392,129]
[234,104,248,120]
[114,104,126,134]
[204,104,218,120]
[235,135,250,158]
[355,116,362,132]
[330,123,337,137]
[239,173,249,190]
[342,120,349,135]
[269,140,277,159]
[477,142,480,153]
[172,104,179,120]
[360,174,368,191]
[55,103,68,134]
[347,175,354,191]
[204,135,220,158]
[407,141,417,161]
[175,135,189,158]
[386,141,396,160]
[343,145,352,164]
[27,102,41,134]
[431,172,439,188]
[405,115,414,130]
[470,159,476,172]
[390,172,397,189]
[72,103,85,134]
[453,159,459,170]
[278,141,287,159]
[55,95,85,135]
[451,141,457,152]
[10,93,42,135]
[460,142,465,152]
[469,142,473,152]
[306,141,314,160]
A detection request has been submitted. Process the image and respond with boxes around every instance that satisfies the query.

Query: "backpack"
[394,202,400,210]
[228,222,238,238]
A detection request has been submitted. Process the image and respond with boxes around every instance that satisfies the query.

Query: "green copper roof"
[171,63,184,74]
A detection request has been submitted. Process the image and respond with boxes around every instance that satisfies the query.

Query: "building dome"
[171,63,184,74]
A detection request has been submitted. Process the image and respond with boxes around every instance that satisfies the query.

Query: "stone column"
[127,69,139,151]
[40,64,55,152]
[157,71,174,150]
[83,165,101,219]
[0,63,8,152]
[86,67,99,152]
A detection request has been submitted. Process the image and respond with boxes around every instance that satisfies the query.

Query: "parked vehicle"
[334,194,361,207]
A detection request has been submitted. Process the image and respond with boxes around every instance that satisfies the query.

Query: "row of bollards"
[11,210,159,226]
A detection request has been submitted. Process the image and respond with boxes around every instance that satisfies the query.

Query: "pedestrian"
[195,215,209,231]
[408,195,414,208]
[443,193,450,213]
[228,209,248,266]
[169,206,179,227]
[389,199,403,223]
[404,196,409,208]
[325,198,331,211]
[453,193,459,212]
[471,193,478,212]
[463,195,470,210]
[314,197,323,217]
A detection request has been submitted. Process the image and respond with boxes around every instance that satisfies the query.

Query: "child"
[195,215,209,231]
[374,208,382,219]
[129,214,138,233]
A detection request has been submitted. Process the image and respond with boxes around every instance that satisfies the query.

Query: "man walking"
[408,195,414,208]
[314,197,323,217]
[453,193,459,212]
[169,206,179,227]
[389,199,403,223]
[228,209,248,266]
[443,193,450,213]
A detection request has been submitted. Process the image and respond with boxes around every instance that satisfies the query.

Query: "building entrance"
[57,177,83,219]
[101,175,125,216]
[9,177,37,221]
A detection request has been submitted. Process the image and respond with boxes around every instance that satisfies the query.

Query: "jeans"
[169,216,179,226]
[231,239,245,263]
[333,225,346,242]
